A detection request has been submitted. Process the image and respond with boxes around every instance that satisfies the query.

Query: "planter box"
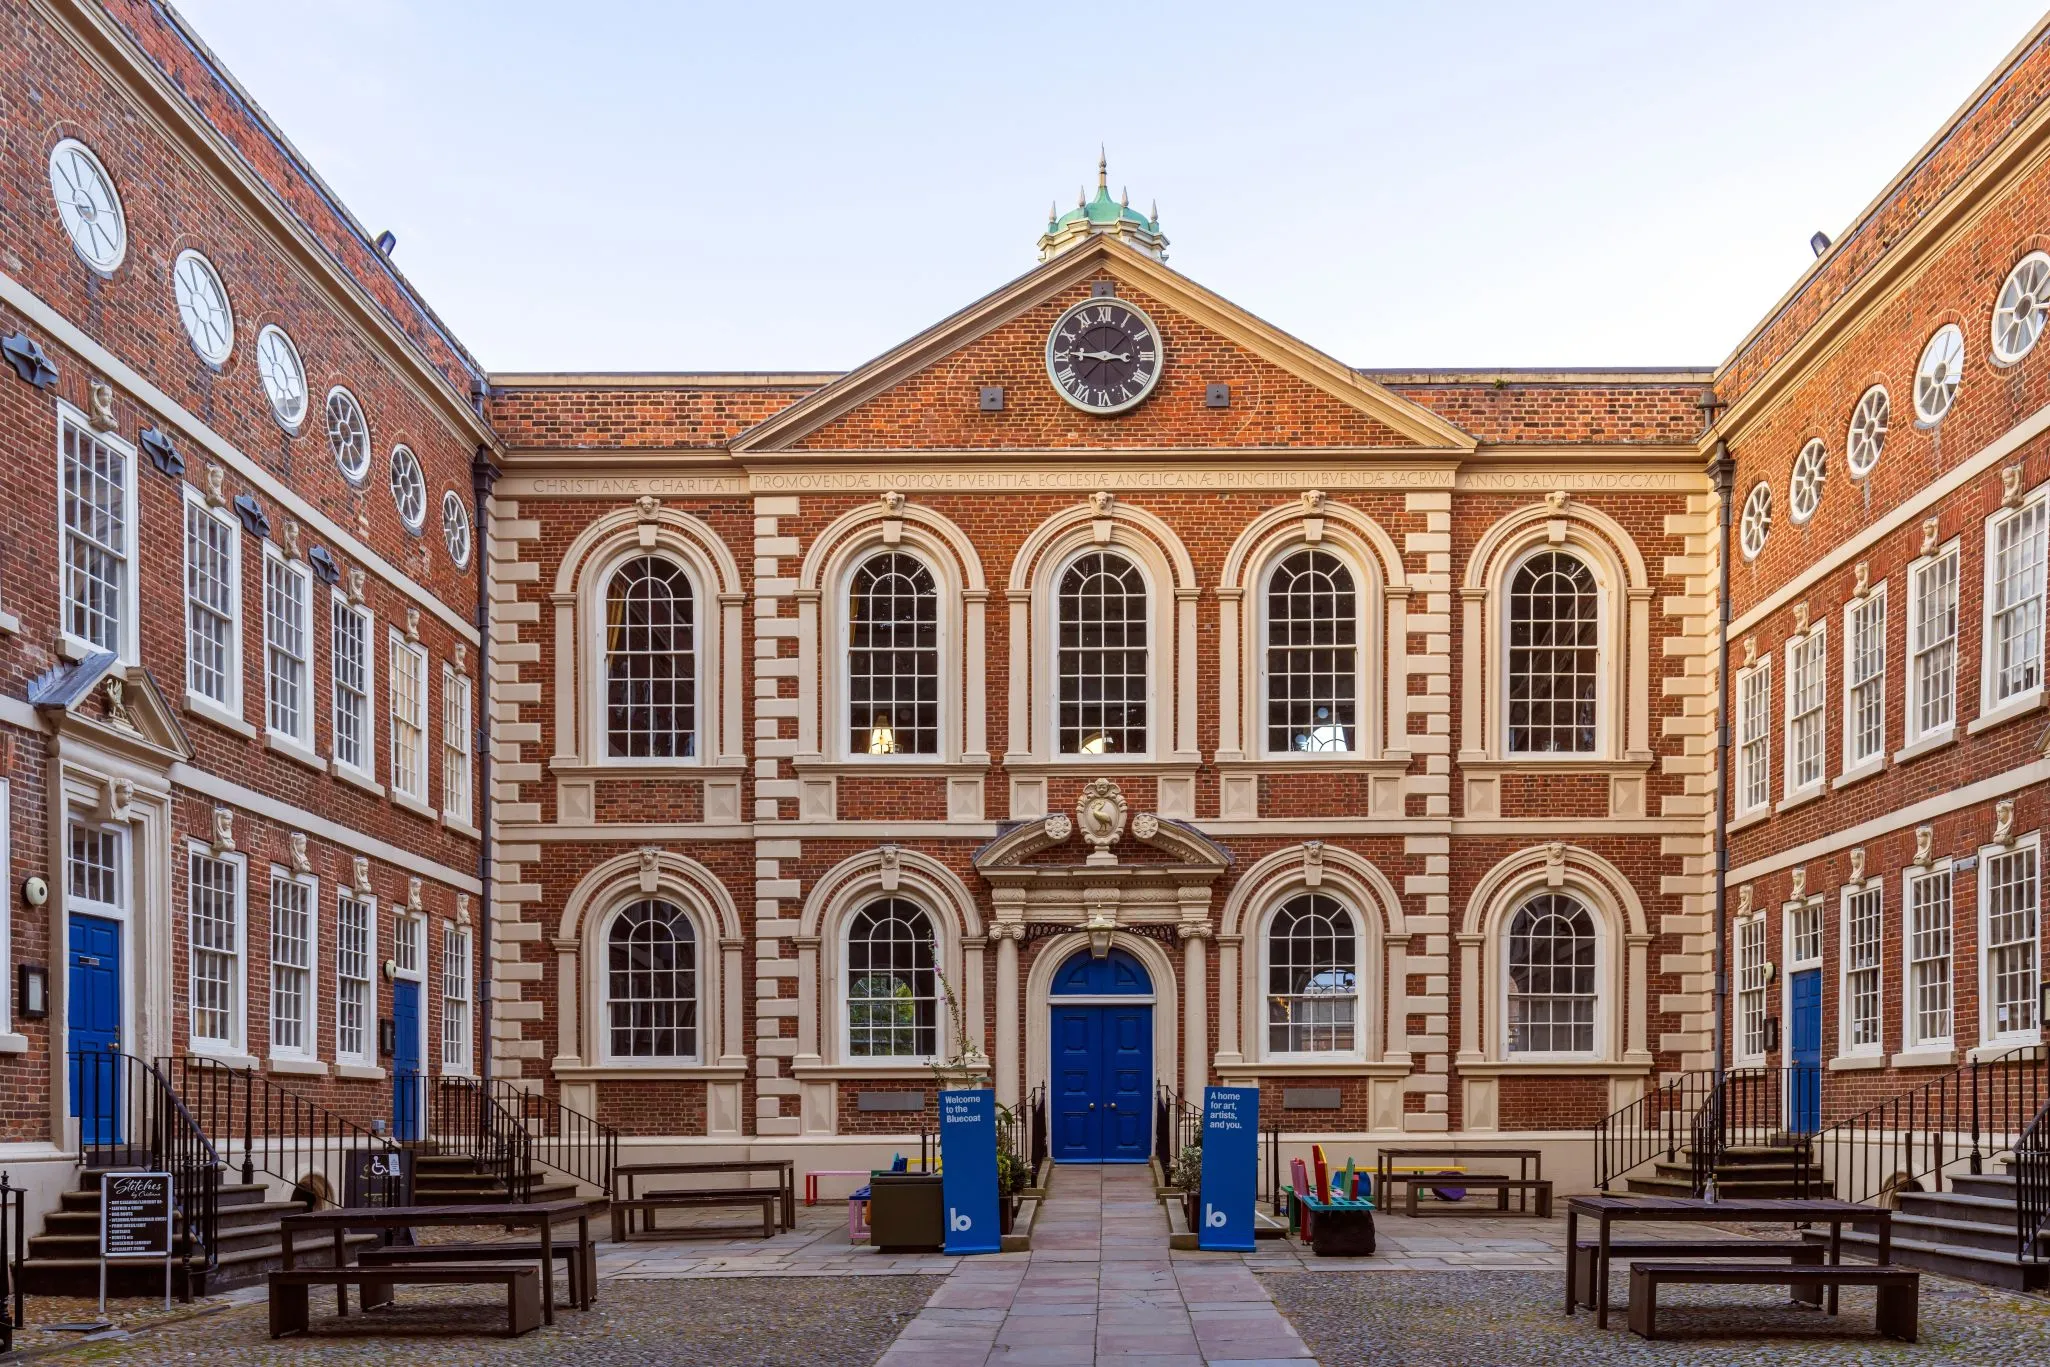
[1307,1205,1376,1257]
[867,1174,944,1252]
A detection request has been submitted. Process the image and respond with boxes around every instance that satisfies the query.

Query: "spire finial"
[1150,199,1159,225]
[1120,186,1129,209]
[1098,146,1107,191]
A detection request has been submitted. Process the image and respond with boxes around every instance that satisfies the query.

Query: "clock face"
[1046,297,1163,414]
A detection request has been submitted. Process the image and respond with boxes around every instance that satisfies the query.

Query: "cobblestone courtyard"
[20,1170,2050,1365]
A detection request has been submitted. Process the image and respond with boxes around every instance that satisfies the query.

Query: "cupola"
[1038,152,1168,262]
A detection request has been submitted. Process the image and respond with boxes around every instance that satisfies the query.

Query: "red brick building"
[0,0,2044,1238]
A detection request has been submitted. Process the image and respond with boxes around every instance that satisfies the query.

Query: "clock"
[1046,296,1163,414]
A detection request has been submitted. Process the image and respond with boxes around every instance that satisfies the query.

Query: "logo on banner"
[950,1208,974,1233]
[1204,1204,1227,1228]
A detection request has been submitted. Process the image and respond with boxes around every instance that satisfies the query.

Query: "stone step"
[1899,1188,2030,1228]
[1806,1226,2050,1293]
[1884,1208,2050,1255]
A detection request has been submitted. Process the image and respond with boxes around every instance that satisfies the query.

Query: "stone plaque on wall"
[857,1091,927,1113]
[1282,1087,1341,1111]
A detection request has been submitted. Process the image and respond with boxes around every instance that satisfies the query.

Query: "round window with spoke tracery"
[326,388,370,483]
[1913,324,1964,425]
[1993,252,2050,364]
[1846,385,1888,478]
[48,139,126,273]
[1789,440,1826,525]
[1739,481,1772,561]
[256,325,308,431]
[388,444,426,531]
[173,250,234,365]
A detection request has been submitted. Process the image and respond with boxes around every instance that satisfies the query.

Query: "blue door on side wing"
[68,913,122,1146]
[1789,968,1822,1134]
[392,978,423,1141]
[1048,948,1153,1163]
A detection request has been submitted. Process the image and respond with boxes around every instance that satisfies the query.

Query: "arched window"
[606,900,698,1059]
[1057,551,1148,754]
[848,552,939,755]
[1266,550,1357,753]
[846,900,938,1058]
[1505,893,1598,1055]
[1506,550,1599,754]
[1266,894,1358,1055]
[606,556,695,757]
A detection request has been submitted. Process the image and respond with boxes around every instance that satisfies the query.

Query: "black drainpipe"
[1701,390,1733,1109]
[472,438,499,1087]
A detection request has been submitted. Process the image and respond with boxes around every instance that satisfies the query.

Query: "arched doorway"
[1048,947,1153,1163]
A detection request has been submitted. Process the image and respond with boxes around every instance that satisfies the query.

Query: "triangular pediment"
[30,653,193,768]
[731,237,1475,455]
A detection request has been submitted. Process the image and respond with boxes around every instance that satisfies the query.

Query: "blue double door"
[1049,948,1153,1163]
[68,913,123,1146]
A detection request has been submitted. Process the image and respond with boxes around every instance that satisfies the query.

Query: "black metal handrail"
[1027,1085,1047,1173]
[1694,1065,1810,1196]
[1597,1069,1717,1191]
[485,1078,618,1196]
[164,1056,403,1208]
[1154,1082,1201,1184]
[1812,1043,2047,1207]
[0,1170,23,1351]
[2015,1093,2050,1262]
[411,1075,532,1201]
[70,1050,223,1295]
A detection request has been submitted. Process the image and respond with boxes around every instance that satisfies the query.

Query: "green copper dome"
[1037,153,1168,263]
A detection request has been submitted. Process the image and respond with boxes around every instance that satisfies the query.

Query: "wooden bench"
[1571,1239,1822,1309]
[1383,1172,1553,1217]
[357,1238,597,1310]
[1627,1261,1919,1343]
[611,1188,780,1241]
[268,1263,542,1339]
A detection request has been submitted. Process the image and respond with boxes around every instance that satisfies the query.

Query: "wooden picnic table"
[612,1159,797,1236]
[280,1199,605,1327]
[1564,1195,1894,1330]
[1374,1146,1549,1216]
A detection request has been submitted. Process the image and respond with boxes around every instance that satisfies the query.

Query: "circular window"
[1739,481,1772,561]
[48,139,126,272]
[1992,252,2050,364]
[1788,440,1826,525]
[441,490,472,568]
[172,250,234,365]
[255,325,308,431]
[388,445,426,531]
[1913,324,1964,425]
[1846,385,1889,478]
[325,387,371,483]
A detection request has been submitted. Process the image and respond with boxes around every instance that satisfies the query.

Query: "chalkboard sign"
[101,1172,172,1258]
[342,1147,414,1210]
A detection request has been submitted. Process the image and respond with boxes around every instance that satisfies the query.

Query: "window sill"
[1776,785,1826,814]
[792,757,989,779]
[1229,1058,1413,1078]
[1455,755,1654,774]
[790,1062,946,1081]
[551,1062,747,1083]
[0,609,18,636]
[1827,1053,1887,1071]
[547,759,747,780]
[442,814,481,840]
[266,733,324,773]
[1832,760,1885,791]
[1214,755,1413,775]
[1453,1058,1653,1078]
[1967,690,2044,736]
[187,1046,258,1070]
[392,790,438,822]
[1729,807,1771,833]
[0,1032,27,1055]
[184,692,257,740]
[999,757,1201,776]
[1893,729,1956,765]
[333,763,384,798]
[267,1056,329,1078]
[1969,1038,2041,1063]
[334,1062,386,1081]
[1891,1048,1956,1069]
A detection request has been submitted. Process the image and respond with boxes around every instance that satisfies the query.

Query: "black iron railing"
[399,1074,532,1201]
[70,1050,222,1296]
[166,1055,403,1207]
[1027,1085,1047,1174]
[1597,1069,1716,1191]
[1812,1043,2047,1207]
[1260,1118,1284,1216]
[1689,1066,1810,1197]
[1154,1083,1201,1184]
[0,1170,23,1352]
[2015,1094,2050,1263]
[486,1079,618,1196]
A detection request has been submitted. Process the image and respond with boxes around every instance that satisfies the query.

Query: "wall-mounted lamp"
[1085,912,1117,959]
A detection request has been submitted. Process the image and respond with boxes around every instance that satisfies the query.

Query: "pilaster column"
[794,935,822,1062]
[1181,925,1211,1101]
[992,925,1023,1107]
[1625,932,1655,1061]
[1215,934,1243,1065]
[551,938,580,1063]
[1455,932,1486,1063]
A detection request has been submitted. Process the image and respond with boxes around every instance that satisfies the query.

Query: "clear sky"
[175,0,2049,374]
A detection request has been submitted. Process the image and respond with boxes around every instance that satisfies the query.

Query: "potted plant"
[1176,1142,1202,1230]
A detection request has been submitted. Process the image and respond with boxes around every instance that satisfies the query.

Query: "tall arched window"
[1266,894,1359,1055]
[1057,551,1148,754]
[1266,550,1357,753]
[606,556,696,757]
[1505,893,1598,1055]
[1506,550,1599,754]
[848,552,939,755]
[606,900,698,1059]
[846,899,938,1058]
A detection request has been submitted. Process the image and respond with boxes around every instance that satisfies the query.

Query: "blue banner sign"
[1197,1086,1259,1252]
[939,1088,1001,1255]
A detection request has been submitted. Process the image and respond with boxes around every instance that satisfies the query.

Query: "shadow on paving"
[33,1276,935,1366]
[1260,1267,2050,1366]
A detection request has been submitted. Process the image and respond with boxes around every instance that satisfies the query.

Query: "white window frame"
[262,545,315,754]
[598,899,705,1066]
[185,841,248,1058]
[1838,879,1885,1059]
[441,664,473,827]
[841,548,947,761]
[1903,541,1961,752]
[1048,546,1156,760]
[1979,833,2042,1048]
[1842,585,1887,779]
[56,401,139,664]
[334,890,376,1067]
[1258,894,1367,1062]
[268,866,319,1063]
[840,899,944,1065]
[393,907,425,981]
[1258,547,1369,757]
[182,486,242,725]
[1735,659,1771,818]
[1902,862,1956,1052]
[1736,914,1768,1065]
[1981,483,2048,721]
[1500,546,1609,759]
[1782,626,1827,801]
[441,922,473,1076]
[330,593,377,788]
[389,631,429,808]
